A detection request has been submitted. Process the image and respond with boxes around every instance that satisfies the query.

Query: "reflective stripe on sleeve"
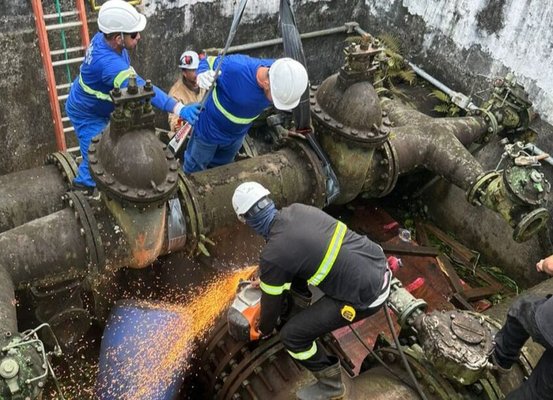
[308,221,347,286]
[206,56,260,124]
[287,341,318,360]
[259,281,291,296]
[113,67,136,88]
[78,67,136,102]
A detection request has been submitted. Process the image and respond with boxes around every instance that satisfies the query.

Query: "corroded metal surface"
[418,310,494,385]
[0,165,69,234]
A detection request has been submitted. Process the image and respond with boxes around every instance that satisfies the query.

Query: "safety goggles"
[125,32,139,39]
[238,197,271,223]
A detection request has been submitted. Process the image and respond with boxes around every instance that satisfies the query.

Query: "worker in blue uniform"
[491,255,553,399]
[65,0,200,195]
[232,182,392,400]
[183,55,308,173]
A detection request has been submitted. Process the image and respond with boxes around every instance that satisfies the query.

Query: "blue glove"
[178,103,201,125]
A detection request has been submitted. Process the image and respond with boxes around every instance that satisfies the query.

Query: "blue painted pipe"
[95,299,187,399]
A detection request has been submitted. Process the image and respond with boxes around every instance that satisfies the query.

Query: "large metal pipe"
[0,165,69,234]
[180,144,327,236]
[0,264,17,336]
[390,121,487,189]
[0,208,88,286]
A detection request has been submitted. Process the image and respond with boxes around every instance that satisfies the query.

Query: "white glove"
[197,70,220,90]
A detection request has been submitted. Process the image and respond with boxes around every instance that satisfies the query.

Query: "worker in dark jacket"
[491,255,553,400]
[231,181,391,400]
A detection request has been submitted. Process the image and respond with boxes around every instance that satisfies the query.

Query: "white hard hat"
[179,51,200,70]
[98,0,147,34]
[232,182,271,217]
[269,58,308,111]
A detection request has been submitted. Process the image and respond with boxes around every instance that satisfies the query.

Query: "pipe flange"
[513,208,550,243]
[503,166,549,206]
[46,151,78,185]
[372,141,399,197]
[89,137,179,205]
[466,171,500,206]
[477,108,499,139]
[64,192,105,275]
[178,171,200,254]
[283,138,327,207]
[310,88,390,146]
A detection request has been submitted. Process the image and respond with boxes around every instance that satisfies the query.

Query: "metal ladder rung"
[63,126,75,133]
[46,21,83,31]
[58,94,69,101]
[62,117,71,123]
[52,57,84,67]
[56,83,72,91]
[43,11,79,20]
[51,46,85,56]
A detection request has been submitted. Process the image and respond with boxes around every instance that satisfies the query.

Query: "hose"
[383,303,429,400]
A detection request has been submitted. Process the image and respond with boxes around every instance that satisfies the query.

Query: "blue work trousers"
[183,133,243,174]
[66,108,109,188]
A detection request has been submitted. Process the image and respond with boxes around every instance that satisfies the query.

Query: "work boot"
[71,183,100,201]
[489,350,512,374]
[296,360,345,400]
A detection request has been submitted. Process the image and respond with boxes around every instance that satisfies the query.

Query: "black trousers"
[279,295,382,372]
[494,295,553,400]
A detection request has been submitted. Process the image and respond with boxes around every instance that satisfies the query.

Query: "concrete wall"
[2,0,552,174]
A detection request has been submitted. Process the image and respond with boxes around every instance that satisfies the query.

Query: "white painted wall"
[366,0,553,125]
[142,0,553,124]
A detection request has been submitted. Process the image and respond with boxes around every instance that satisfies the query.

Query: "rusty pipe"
[390,123,486,190]
[0,165,70,234]
[177,142,327,241]
[0,264,17,336]
[0,208,88,286]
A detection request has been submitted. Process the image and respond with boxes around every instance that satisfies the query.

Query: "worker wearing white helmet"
[65,0,201,196]
[231,181,391,400]
[167,51,206,134]
[183,55,308,173]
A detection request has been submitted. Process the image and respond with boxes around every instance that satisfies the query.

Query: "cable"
[383,303,429,400]
[346,324,417,392]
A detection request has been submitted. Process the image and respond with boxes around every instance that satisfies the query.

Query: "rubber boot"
[296,360,345,400]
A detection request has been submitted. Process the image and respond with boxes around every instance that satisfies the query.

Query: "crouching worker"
[231,182,392,400]
[490,255,553,400]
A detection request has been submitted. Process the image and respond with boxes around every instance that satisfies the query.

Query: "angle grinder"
[227,280,262,341]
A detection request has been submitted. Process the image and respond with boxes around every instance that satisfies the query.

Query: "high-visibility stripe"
[78,67,136,102]
[287,342,317,360]
[260,281,291,296]
[206,56,260,124]
[308,221,347,286]
[113,67,136,88]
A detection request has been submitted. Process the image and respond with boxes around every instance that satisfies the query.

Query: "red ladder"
[31,0,90,151]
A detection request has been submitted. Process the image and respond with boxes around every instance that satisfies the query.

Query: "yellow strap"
[308,222,347,286]
[206,56,260,124]
[260,281,291,296]
[287,342,318,360]
[78,67,136,102]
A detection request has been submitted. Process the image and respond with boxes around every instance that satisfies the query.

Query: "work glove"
[176,102,201,125]
[197,70,220,90]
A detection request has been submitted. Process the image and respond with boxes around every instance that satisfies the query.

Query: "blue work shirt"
[66,32,177,119]
[195,54,274,145]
